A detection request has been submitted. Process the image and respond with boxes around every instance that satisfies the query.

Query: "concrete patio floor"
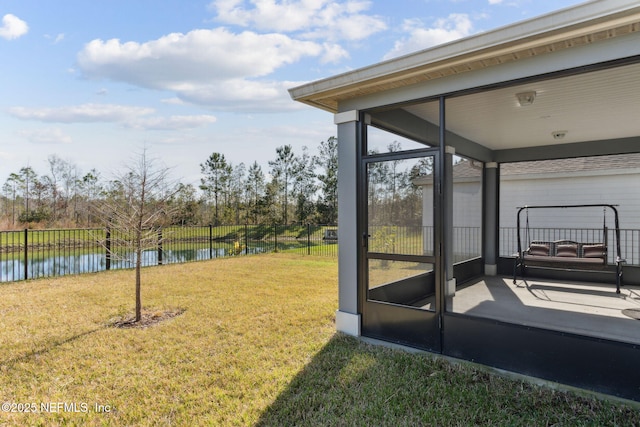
[448,276,640,345]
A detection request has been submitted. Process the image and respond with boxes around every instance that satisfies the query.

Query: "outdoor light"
[552,130,567,140]
[516,91,536,106]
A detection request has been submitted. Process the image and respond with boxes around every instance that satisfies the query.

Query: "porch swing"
[512,204,624,293]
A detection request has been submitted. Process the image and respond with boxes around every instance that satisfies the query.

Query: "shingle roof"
[450,153,640,178]
[499,153,640,176]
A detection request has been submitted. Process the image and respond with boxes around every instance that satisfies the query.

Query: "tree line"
[0,137,338,229]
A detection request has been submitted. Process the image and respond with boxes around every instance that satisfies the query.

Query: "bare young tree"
[93,149,178,323]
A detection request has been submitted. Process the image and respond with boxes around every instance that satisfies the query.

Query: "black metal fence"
[366,225,482,262]
[3,224,638,283]
[0,224,338,283]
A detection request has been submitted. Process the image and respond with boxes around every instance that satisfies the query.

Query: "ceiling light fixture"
[516,91,536,106]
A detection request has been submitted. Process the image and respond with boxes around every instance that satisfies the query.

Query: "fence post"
[23,228,28,280]
[307,223,311,255]
[244,224,249,255]
[209,224,213,259]
[274,224,278,253]
[105,227,111,271]
[158,228,163,265]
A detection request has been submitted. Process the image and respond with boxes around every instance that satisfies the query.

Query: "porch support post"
[444,146,456,296]
[334,110,361,336]
[483,162,499,275]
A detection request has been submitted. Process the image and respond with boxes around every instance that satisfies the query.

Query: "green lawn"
[0,254,638,426]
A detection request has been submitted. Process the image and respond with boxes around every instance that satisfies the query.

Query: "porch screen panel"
[499,155,639,264]
[452,156,483,263]
[367,127,434,154]
[368,260,436,309]
[367,157,434,257]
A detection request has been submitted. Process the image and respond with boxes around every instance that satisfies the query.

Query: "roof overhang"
[288,0,640,113]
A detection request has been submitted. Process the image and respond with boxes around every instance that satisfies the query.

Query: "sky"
[1,0,587,187]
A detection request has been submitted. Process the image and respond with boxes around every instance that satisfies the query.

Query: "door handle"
[362,233,371,248]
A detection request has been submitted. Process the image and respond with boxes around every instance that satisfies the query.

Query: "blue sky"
[1,0,585,186]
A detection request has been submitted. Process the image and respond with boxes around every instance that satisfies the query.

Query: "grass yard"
[0,254,638,426]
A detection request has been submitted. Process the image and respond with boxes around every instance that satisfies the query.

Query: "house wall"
[499,170,640,230]
[422,182,482,226]
[452,179,483,228]
[423,176,483,262]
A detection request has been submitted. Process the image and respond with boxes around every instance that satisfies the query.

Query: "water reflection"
[0,246,265,282]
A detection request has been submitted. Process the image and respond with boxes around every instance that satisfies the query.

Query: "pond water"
[0,246,265,282]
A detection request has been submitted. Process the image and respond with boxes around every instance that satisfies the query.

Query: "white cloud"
[76,28,330,112]
[161,97,185,105]
[210,0,386,41]
[78,29,321,83]
[8,104,154,123]
[73,3,388,113]
[126,115,217,131]
[45,33,65,44]
[211,0,322,31]
[320,42,349,64]
[489,0,504,4]
[300,4,387,42]
[18,128,73,145]
[383,14,474,60]
[9,103,218,131]
[175,79,308,112]
[0,14,28,40]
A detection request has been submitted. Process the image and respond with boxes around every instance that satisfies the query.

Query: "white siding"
[422,180,482,227]
[453,180,483,228]
[499,172,640,230]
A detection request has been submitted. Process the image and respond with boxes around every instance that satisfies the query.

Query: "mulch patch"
[110,308,186,329]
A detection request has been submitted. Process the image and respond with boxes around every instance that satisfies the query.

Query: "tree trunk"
[135,246,142,322]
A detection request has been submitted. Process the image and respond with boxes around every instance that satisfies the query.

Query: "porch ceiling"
[402,61,640,151]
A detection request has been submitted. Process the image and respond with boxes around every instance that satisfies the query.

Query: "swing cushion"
[556,243,578,257]
[523,240,607,268]
[583,244,606,258]
[528,242,551,256]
